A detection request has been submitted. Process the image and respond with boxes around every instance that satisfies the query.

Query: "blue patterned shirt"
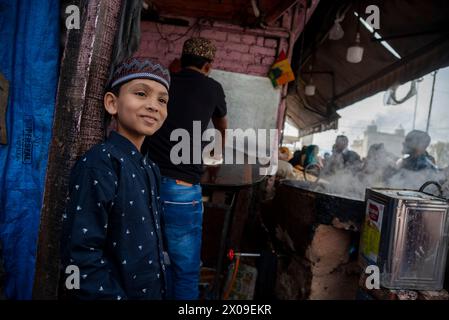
[60,131,166,300]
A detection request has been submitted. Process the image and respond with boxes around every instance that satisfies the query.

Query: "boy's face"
[104,79,168,138]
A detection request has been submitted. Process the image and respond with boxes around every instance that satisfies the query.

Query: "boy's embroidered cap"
[109,57,171,91]
[182,37,216,61]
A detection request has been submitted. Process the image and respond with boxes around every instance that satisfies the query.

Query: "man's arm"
[212,82,228,154]
[212,116,227,152]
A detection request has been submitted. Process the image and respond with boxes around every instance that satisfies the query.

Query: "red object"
[227,249,235,261]
[369,203,379,222]
[274,50,287,63]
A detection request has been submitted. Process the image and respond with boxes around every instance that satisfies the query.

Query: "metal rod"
[426,70,438,133]
[412,80,419,130]
[371,29,448,42]
[212,192,237,300]
[234,253,261,257]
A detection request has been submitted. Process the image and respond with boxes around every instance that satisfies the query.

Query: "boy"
[60,57,170,300]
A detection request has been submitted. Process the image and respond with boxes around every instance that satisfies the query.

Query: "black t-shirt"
[143,68,227,184]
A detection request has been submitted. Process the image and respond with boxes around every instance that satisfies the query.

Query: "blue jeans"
[159,176,203,300]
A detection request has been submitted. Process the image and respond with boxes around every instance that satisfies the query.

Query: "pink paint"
[200,29,227,42]
[226,43,250,54]
[134,3,318,135]
[261,56,276,66]
[136,20,285,76]
[241,34,257,45]
[227,33,241,43]
[249,45,277,57]
[247,64,270,75]
[264,38,278,49]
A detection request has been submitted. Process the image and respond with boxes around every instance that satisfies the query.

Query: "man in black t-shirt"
[143,37,227,299]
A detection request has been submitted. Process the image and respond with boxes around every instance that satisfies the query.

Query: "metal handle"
[419,181,443,197]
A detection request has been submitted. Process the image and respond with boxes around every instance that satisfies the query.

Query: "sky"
[285,66,449,155]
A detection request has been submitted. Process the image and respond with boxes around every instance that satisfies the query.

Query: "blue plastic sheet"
[0,0,59,299]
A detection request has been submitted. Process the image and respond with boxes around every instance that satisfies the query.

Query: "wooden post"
[32,0,123,299]
[0,73,9,145]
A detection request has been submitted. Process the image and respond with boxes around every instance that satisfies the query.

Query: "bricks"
[216,50,242,61]
[214,50,226,59]
[157,39,169,53]
[166,53,180,62]
[241,34,257,45]
[226,43,250,53]
[227,51,242,61]
[240,53,255,63]
[261,56,275,66]
[222,63,247,73]
[247,64,269,76]
[200,29,227,41]
[249,46,277,57]
[137,21,287,76]
[168,42,183,54]
[264,38,278,48]
[213,40,226,49]
[227,33,241,43]
[212,58,225,69]
[143,40,158,51]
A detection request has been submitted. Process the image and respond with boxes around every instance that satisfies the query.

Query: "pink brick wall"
[135,21,283,77]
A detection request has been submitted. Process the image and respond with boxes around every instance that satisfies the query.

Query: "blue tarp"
[0,0,59,299]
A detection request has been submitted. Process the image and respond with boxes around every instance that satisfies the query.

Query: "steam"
[312,160,449,201]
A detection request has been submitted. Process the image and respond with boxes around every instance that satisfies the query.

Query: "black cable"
[297,4,309,74]
[155,18,200,43]
[355,0,362,35]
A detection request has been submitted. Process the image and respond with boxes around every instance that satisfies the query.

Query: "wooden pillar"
[32,0,123,299]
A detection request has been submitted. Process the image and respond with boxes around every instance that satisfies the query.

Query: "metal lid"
[370,188,447,203]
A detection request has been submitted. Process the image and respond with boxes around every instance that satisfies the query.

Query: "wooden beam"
[0,73,8,145]
[265,0,299,25]
[32,0,123,299]
[150,0,238,19]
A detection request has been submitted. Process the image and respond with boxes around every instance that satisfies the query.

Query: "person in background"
[322,152,331,167]
[276,147,297,180]
[303,145,322,168]
[361,143,397,185]
[325,135,361,174]
[278,146,292,161]
[289,146,307,168]
[398,130,437,171]
[334,135,361,167]
[143,37,227,300]
[441,166,449,199]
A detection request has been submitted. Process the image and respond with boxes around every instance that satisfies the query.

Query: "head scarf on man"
[402,130,431,155]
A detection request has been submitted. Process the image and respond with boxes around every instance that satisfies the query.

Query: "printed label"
[361,199,384,263]
[22,116,34,164]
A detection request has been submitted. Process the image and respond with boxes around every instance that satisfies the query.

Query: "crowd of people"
[276,130,447,197]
